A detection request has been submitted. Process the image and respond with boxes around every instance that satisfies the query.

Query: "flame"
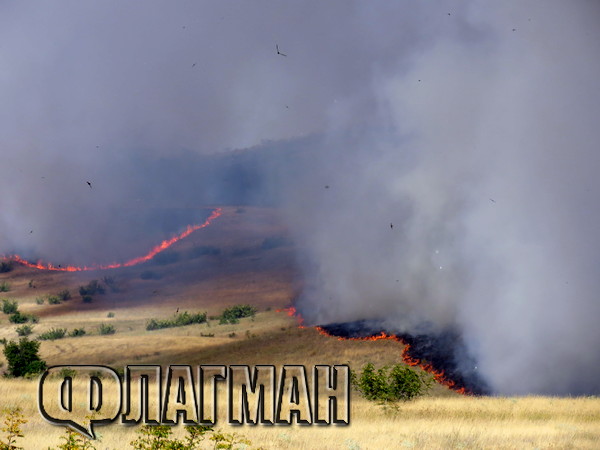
[280,309,470,395]
[1,208,222,272]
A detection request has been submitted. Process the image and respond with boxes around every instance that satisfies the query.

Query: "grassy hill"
[0,206,598,449]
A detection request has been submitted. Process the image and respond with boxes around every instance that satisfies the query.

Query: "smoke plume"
[1,1,599,394]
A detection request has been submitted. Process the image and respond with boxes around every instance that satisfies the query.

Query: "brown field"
[0,206,599,449]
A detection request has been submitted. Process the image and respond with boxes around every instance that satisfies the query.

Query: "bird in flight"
[87,181,92,189]
[276,44,287,57]
[390,223,394,229]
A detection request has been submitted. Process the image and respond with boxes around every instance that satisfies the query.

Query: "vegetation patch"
[38,328,67,341]
[1,299,18,315]
[146,311,207,331]
[351,362,432,403]
[218,304,257,324]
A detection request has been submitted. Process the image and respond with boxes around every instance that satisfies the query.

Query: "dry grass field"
[0,206,598,449]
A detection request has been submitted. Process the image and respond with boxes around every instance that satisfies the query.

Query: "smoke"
[1,1,599,394]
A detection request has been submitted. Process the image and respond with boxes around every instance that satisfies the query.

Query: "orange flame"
[281,310,470,395]
[1,208,222,272]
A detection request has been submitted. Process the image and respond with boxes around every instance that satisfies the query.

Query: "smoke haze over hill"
[1,1,599,394]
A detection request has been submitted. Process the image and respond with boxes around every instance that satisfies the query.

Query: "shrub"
[0,261,14,273]
[0,282,10,292]
[38,328,67,340]
[102,276,120,293]
[81,295,93,303]
[57,426,97,450]
[2,337,47,377]
[98,323,115,335]
[79,280,105,296]
[1,299,18,315]
[16,324,33,336]
[0,407,27,449]
[47,295,62,305]
[9,311,37,324]
[57,289,71,301]
[107,311,115,318]
[130,424,214,450]
[351,363,431,402]
[146,311,207,331]
[69,328,86,337]
[35,297,45,305]
[219,304,257,324]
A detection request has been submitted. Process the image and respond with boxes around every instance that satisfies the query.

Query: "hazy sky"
[1,1,599,395]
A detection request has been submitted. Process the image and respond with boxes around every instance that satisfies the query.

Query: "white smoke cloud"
[1,1,598,394]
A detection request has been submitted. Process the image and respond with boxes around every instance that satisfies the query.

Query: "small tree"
[3,338,47,377]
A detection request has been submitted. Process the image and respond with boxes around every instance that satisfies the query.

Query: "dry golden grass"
[1,206,599,449]
[1,376,599,449]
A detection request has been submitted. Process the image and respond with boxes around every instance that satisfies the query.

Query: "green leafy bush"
[0,282,10,292]
[69,328,86,337]
[8,311,37,324]
[81,295,93,303]
[2,337,47,377]
[1,299,18,314]
[98,323,115,335]
[146,311,207,331]
[219,304,257,324]
[351,362,431,402]
[35,297,45,305]
[15,324,33,336]
[47,295,62,305]
[130,424,214,450]
[38,328,67,341]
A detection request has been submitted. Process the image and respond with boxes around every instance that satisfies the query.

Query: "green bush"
[35,297,45,305]
[16,324,33,336]
[351,363,431,402]
[8,311,37,324]
[2,337,47,377]
[98,323,115,335]
[0,282,10,292]
[219,304,257,324]
[38,328,67,341]
[69,328,86,337]
[47,295,62,305]
[1,299,18,314]
[107,311,115,318]
[130,424,214,450]
[146,311,207,331]
[81,295,93,303]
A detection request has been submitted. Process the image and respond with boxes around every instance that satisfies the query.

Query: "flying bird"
[390,223,393,229]
[276,44,287,57]
[489,198,496,203]
[192,63,196,68]
[86,181,92,189]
